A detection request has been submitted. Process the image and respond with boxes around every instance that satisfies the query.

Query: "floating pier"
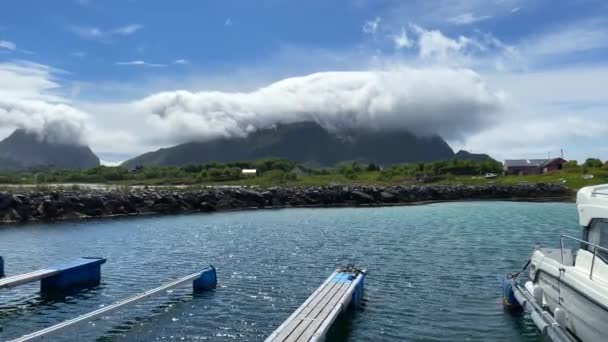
[266,265,366,342]
[0,257,106,297]
[9,266,217,342]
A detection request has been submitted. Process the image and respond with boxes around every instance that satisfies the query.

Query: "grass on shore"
[216,168,607,189]
[1,168,605,191]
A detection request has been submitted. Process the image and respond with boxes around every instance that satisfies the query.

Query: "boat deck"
[266,267,365,342]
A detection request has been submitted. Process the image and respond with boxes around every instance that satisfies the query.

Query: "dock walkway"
[265,266,365,342]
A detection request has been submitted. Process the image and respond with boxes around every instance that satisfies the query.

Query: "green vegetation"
[0,158,607,190]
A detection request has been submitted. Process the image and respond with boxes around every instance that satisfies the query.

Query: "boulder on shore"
[0,183,573,224]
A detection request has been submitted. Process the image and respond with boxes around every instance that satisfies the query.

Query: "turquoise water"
[0,201,578,341]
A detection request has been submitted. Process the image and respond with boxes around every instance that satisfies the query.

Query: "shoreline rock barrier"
[0,184,573,224]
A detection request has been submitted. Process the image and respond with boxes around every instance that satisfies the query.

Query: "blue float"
[40,257,106,296]
[193,265,217,291]
[502,275,520,309]
[0,257,106,297]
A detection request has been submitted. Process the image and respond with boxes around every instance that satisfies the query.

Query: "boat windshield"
[584,219,608,260]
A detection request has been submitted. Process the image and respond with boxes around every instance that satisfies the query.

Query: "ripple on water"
[0,202,576,341]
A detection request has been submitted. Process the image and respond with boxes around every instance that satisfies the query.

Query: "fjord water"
[0,202,577,341]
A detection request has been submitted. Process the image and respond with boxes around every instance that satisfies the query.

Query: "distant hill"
[123,122,455,167]
[455,150,497,162]
[0,129,100,170]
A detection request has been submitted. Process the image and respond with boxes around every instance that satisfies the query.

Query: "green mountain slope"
[0,129,100,170]
[123,122,455,167]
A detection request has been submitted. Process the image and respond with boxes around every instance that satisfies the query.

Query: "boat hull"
[536,270,608,342]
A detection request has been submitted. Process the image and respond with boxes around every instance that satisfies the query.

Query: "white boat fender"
[531,311,549,333]
[554,307,567,327]
[532,286,543,306]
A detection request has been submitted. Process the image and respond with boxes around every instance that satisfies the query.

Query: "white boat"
[503,184,608,342]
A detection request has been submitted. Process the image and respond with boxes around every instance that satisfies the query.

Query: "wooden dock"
[0,257,106,296]
[265,266,366,342]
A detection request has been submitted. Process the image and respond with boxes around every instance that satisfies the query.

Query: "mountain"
[0,129,100,170]
[454,150,497,162]
[123,122,455,167]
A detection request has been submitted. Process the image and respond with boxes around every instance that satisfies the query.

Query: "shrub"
[584,158,603,168]
[366,163,381,172]
[343,168,358,180]
[264,169,288,183]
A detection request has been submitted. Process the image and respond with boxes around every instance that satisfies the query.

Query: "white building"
[241,169,257,176]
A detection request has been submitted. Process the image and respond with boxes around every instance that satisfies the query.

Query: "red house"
[504,158,566,175]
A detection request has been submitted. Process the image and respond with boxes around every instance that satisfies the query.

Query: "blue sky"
[1,0,607,163]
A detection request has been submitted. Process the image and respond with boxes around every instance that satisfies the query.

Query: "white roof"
[577,184,608,226]
[242,169,257,173]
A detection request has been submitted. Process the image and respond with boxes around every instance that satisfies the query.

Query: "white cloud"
[100,159,123,166]
[112,24,143,35]
[462,116,608,161]
[448,13,491,25]
[511,7,521,13]
[363,17,381,35]
[135,67,505,145]
[70,24,143,41]
[115,60,167,67]
[0,61,89,145]
[519,18,608,60]
[70,26,104,39]
[392,28,412,50]
[377,0,524,28]
[412,25,473,61]
[459,65,608,161]
[71,51,87,58]
[0,40,16,51]
[5,11,605,163]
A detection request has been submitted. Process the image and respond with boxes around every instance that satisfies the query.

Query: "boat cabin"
[577,185,608,260]
[582,219,608,259]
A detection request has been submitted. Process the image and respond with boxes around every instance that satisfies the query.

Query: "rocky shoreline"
[0,184,573,224]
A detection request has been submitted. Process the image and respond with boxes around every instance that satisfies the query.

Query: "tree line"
[0,157,605,185]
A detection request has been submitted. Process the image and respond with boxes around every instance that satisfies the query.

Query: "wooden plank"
[270,280,340,342]
[289,282,350,342]
[0,269,58,289]
[265,268,366,342]
[297,282,353,341]
[266,272,338,342]
[304,272,365,342]
[280,282,347,342]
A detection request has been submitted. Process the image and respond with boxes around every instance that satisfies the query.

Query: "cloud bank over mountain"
[136,67,505,144]
[0,62,88,145]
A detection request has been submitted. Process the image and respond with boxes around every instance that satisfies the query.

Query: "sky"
[1,0,607,164]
